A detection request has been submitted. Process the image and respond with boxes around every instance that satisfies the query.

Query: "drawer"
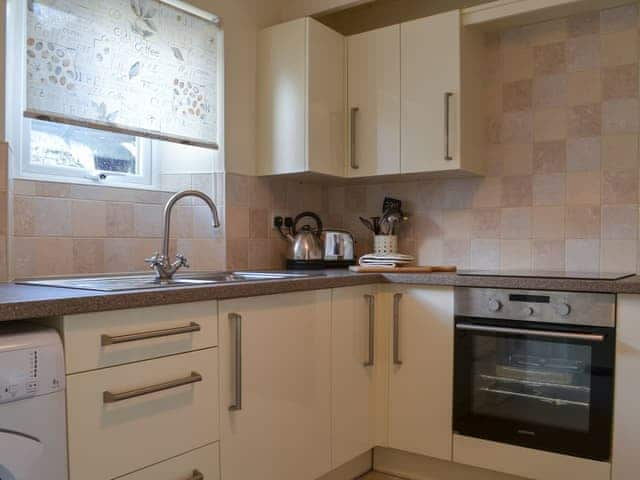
[118,443,220,480]
[67,348,219,480]
[60,301,218,373]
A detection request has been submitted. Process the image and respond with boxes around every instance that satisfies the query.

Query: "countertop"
[2,270,640,322]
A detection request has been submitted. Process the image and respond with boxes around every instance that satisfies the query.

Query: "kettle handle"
[292,212,323,236]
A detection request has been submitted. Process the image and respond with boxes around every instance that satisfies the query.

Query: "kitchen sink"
[18,271,325,292]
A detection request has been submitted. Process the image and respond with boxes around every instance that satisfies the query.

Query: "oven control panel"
[454,287,615,327]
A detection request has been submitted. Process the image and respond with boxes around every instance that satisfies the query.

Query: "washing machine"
[0,322,68,480]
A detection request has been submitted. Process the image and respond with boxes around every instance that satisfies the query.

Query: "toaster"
[323,230,355,261]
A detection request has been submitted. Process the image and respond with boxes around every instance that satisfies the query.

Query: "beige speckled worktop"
[1,270,640,322]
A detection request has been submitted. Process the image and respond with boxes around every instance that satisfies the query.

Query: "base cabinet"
[387,286,454,460]
[331,286,378,468]
[219,290,333,480]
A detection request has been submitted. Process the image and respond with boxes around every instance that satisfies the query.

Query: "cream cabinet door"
[613,294,640,480]
[331,286,378,468]
[347,25,401,177]
[387,285,454,460]
[219,290,332,480]
[401,11,461,173]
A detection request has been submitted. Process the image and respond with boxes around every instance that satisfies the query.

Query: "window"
[7,0,222,188]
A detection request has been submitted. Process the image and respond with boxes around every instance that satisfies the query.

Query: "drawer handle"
[393,293,403,365]
[101,322,201,346]
[444,92,453,161]
[189,470,204,480]
[350,107,359,169]
[103,372,202,404]
[363,294,375,367]
[229,313,243,411]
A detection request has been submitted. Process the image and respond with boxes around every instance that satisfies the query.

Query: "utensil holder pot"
[374,235,398,254]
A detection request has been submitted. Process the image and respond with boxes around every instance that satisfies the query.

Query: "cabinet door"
[219,290,332,480]
[401,11,461,173]
[347,25,401,177]
[613,295,640,480]
[331,286,377,468]
[388,286,454,460]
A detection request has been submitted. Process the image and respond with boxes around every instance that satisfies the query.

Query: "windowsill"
[14,173,174,193]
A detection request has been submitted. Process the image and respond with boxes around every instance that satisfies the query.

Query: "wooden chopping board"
[349,265,457,273]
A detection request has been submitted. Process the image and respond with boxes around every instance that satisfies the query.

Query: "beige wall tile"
[566,35,600,72]
[501,176,533,207]
[0,236,7,282]
[345,185,367,211]
[249,176,272,209]
[250,208,269,239]
[601,239,638,272]
[442,209,472,239]
[13,237,74,278]
[226,238,249,270]
[470,239,501,269]
[501,207,532,239]
[501,25,534,49]
[602,169,639,204]
[443,239,470,269]
[566,239,600,272]
[0,193,6,236]
[72,239,105,274]
[566,205,601,238]
[601,30,638,67]
[13,196,71,237]
[567,104,602,137]
[567,71,602,106]
[602,98,640,134]
[533,73,568,108]
[533,206,565,239]
[533,174,566,205]
[533,141,566,173]
[600,4,638,34]
[248,238,272,270]
[530,19,567,46]
[170,205,194,239]
[602,205,638,239]
[226,173,249,207]
[226,206,250,239]
[567,11,600,37]
[502,47,534,81]
[534,42,567,75]
[502,144,533,175]
[71,200,106,237]
[602,134,639,170]
[106,203,135,237]
[602,64,639,100]
[177,238,225,271]
[134,204,163,238]
[193,205,223,239]
[500,111,533,144]
[566,137,601,171]
[566,171,601,204]
[416,236,444,266]
[534,108,567,141]
[472,177,503,208]
[533,239,565,271]
[472,208,501,238]
[503,79,533,112]
[501,239,532,270]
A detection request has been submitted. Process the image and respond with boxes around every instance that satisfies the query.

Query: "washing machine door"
[0,430,44,479]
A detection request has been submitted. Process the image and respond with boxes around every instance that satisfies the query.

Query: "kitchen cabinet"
[331,285,378,468]
[219,290,333,480]
[401,10,485,175]
[347,26,401,177]
[257,18,345,176]
[386,285,454,459]
[613,294,640,480]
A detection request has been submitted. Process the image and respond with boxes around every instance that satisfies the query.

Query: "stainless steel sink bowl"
[18,271,325,292]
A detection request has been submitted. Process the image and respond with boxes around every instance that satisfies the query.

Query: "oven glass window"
[471,335,592,432]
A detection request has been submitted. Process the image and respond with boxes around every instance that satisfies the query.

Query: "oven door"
[453,316,614,461]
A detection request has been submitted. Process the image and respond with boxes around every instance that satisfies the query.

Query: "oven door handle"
[455,323,605,342]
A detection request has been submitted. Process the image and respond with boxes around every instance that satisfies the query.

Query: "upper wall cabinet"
[347,25,401,178]
[257,18,345,177]
[401,10,485,175]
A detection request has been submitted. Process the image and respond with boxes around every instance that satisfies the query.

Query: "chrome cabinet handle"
[363,294,375,367]
[456,323,605,342]
[350,107,359,169]
[103,372,202,404]
[393,293,403,365]
[101,322,201,346]
[189,470,204,480]
[444,92,453,161]
[229,313,243,411]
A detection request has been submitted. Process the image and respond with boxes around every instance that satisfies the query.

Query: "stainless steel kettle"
[285,212,324,260]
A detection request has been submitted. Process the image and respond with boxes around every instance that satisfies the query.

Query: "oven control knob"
[555,303,571,317]
[487,299,502,312]
[524,306,535,316]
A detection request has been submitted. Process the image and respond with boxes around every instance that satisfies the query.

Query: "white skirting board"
[373,447,525,480]
[317,451,373,480]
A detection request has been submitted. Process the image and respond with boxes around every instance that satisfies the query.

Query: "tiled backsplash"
[0,143,8,281]
[11,176,225,278]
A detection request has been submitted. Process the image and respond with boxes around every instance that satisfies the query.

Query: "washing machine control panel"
[0,344,65,404]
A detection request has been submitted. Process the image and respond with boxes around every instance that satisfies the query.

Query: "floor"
[359,473,405,480]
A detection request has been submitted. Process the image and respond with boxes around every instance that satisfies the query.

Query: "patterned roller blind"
[25,0,220,149]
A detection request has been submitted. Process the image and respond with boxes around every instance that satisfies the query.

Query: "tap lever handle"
[176,254,190,269]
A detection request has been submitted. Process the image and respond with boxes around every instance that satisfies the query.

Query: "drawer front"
[67,348,219,480]
[62,301,218,373]
[118,443,220,480]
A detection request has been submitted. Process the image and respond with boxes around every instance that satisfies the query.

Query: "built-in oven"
[453,287,615,461]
